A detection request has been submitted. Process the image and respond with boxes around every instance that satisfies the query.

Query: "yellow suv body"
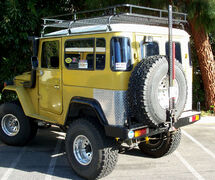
[3,27,192,125]
[0,4,201,179]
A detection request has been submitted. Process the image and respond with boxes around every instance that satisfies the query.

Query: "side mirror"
[31,56,38,70]
[28,36,39,57]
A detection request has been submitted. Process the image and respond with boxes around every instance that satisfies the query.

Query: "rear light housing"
[190,115,200,122]
[134,128,149,138]
[128,128,149,139]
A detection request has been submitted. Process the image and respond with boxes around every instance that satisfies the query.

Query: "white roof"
[45,23,189,37]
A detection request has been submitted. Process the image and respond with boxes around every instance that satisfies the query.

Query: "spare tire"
[128,56,187,127]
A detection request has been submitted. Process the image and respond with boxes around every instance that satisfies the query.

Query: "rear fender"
[65,97,108,126]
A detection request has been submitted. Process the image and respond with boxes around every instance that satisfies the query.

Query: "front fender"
[2,85,36,116]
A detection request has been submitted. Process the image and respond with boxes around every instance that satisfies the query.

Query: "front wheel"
[138,129,181,158]
[0,103,36,146]
[65,118,119,180]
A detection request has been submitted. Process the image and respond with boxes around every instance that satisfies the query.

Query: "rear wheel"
[138,129,181,158]
[0,103,36,146]
[65,118,118,179]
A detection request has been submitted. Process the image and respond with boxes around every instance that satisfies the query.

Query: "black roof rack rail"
[41,4,187,37]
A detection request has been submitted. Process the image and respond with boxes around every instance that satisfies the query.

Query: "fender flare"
[66,97,130,139]
[65,96,108,126]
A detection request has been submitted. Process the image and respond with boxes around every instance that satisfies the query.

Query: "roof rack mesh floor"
[42,4,187,36]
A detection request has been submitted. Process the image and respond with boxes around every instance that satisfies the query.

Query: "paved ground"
[0,117,215,180]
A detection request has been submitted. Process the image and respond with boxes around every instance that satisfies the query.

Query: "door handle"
[54,85,60,89]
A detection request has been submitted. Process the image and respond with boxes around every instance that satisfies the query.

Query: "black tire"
[65,118,119,180]
[128,55,187,126]
[0,103,34,146]
[138,129,181,158]
[29,120,38,140]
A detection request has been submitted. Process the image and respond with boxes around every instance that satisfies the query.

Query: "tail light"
[190,115,200,122]
[134,128,149,138]
[128,128,149,139]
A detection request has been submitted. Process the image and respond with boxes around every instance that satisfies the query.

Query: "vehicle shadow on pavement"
[0,126,154,180]
[119,146,151,158]
[0,126,84,180]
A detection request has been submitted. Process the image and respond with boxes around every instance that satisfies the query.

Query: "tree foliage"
[185,0,215,33]
[0,0,79,95]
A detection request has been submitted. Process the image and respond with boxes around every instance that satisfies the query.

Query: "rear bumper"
[105,110,201,140]
[174,111,201,128]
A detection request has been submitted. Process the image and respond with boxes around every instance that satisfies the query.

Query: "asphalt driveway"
[0,117,215,180]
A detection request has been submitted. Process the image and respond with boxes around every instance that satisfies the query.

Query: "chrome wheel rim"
[1,114,20,136]
[157,75,179,109]
[73,135,93,165]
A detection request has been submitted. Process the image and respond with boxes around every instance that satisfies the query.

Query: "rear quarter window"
[110,37,132,71]
[165,42,182,63]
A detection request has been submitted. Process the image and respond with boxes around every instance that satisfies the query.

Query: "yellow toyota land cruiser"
[0,4,201,179]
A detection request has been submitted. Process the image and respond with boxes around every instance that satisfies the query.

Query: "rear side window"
[96,38,106,70]
[166,42,182,63]
[65,39,94,70]
[110,37,132,71]
[64,38,106,70]
[86,54,106,70]
[140,42,159,59]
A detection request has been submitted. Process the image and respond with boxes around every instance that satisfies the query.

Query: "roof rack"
[41,4,187,37]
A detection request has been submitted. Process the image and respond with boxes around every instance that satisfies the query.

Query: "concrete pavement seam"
[1,146,27,180]
[45,139,62,180]
[182,130,215,159]
[174,151,205,180]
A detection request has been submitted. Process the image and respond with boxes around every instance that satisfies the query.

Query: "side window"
[65,39,94,70]
[140,41,159,59]
[111,37,132,71]
[41,41,59,69]
[86,54,94,69]
[96,38,106,70]
[165,42,182,63]
[188,42,192,66]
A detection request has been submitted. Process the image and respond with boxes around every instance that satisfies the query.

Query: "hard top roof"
[44,24,189,38]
